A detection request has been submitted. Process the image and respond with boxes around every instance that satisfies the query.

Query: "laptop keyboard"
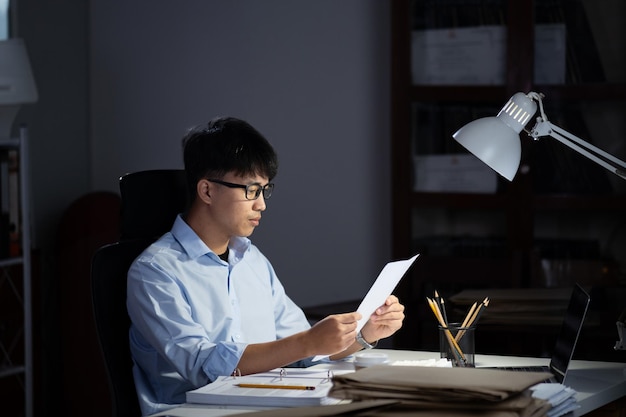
[498,366,550,373]
[487,366,556,383]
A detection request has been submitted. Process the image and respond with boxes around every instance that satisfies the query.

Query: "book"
[185,368,349,408]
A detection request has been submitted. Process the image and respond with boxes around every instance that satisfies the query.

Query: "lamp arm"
[529,119,626,180]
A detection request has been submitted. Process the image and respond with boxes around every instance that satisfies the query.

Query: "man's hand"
[306,312,362,356]
[360,295,405,344]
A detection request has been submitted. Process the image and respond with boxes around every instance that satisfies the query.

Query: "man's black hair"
[182,116,279,200]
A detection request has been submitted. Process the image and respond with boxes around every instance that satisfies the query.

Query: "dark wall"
[16,0,91,414]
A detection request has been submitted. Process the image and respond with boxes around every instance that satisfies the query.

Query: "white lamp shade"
[452,93,538,181]
[0,38,38,105]
[453,116,522,181]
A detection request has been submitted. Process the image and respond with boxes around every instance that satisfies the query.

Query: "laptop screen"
[549,284,591,383]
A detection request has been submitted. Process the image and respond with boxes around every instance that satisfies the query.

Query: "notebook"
[185,368,349,407]
[490,283,591,383]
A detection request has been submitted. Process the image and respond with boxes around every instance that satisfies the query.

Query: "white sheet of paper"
[313,253,419,361]
[354,253,419,332]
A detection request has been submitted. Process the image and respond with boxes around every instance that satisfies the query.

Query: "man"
[127,116,405,415]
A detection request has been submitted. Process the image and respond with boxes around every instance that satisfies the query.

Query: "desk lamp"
[453,91,626,351]
[452,91,626,182]
[0,38,38,138]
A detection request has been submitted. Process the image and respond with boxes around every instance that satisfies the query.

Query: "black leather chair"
[91,169,188,417]
[119,169,189,241]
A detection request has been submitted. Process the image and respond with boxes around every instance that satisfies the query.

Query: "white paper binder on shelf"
[411,26,506,85]
[411,25,565,85]
[413,154,497,194]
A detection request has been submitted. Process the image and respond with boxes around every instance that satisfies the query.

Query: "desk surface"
[151,350,626,417]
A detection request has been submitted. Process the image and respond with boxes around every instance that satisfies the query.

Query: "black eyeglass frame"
[207,179,274,200]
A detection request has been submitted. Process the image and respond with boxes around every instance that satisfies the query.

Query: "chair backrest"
[120,169,188,240]
[91,169,188,417]
[91,240,149,417]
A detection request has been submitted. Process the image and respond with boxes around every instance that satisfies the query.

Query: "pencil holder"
[439,322,475,367]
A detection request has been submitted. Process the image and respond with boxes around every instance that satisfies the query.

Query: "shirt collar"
[171,214,251,260]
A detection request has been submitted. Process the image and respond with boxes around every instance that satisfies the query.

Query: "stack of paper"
[390,358,451,367]
[531,383,579,417]
[328,366,553,417]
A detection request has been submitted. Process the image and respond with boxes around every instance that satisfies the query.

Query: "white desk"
[151,350,626,417]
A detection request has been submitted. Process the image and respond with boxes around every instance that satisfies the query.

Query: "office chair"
[91,169,188,417]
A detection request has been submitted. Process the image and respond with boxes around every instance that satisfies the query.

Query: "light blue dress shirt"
[127,215,313,415]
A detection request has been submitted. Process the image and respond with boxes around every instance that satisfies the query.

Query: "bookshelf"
[390,0,626,355]
[0,126,33,417]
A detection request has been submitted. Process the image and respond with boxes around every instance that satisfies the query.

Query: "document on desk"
[330,366,553,416]
[313,253,419,361]
[186,369,350,408]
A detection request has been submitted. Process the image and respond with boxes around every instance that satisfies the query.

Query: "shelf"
[390,0,626,353]
[409,192,510,209]
[533,194,626,210]
[0,257,25,268]
[531,84,626,101]
[408,84,626,102]
[408,192,626,211]
[0,365,25,378]
[409,86,508,102]
[0,127,33,417]
[0,138,21,148]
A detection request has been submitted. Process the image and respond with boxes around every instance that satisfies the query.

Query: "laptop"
[489,283,591,383]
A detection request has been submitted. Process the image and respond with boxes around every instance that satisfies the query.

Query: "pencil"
[430,299,466,364]
[456,297,489,342]
[461,302,477,328]
[469,297,489,327]
[435,290,449,325]
[427,298,466,363]
[466,297,489,328]
[435,290,448,325]
[236,383,316,390]
[454,301,477,342]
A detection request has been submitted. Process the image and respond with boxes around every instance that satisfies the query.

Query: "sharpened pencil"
[236,383,316,390]
[455,301,477,342]
[427,297,466,364]
[461,302,477,328]
[468,297,489,327]
[435,290,449,325]
[456,297,489,342]
[466,297,489,328]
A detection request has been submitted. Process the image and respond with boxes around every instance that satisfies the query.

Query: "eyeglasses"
[208,179,274,200]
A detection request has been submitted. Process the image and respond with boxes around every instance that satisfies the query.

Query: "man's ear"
[197,179,212,204]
